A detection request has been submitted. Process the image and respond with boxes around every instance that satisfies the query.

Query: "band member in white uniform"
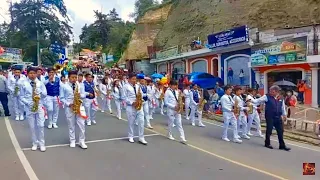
[233,87,250,139]
[220,85,242,143]
[122,73,147,145]
[99,78,107,112]
[183,85,191,120]
[19,67,47,151]
[7,67,25,121]
[156,84,165,115]
[44,68,61,129]
[147,79,156,120]
[83,73,98,126]
[164,80,187,143]
[36,68,46,82]
[139,77,153,129]
[112,79,122,120]
[59,70,88,149]
[189,84,205,127]
[246,88,264,137]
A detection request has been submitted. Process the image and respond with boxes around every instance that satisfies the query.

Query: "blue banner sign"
[207,25,249,49]
[50,42,66,63]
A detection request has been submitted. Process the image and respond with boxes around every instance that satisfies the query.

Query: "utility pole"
[37,30,41,66]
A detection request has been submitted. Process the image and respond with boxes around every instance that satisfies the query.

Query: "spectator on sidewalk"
[297,80,307,104]
[0,70,10,116]
[209,89,219,112]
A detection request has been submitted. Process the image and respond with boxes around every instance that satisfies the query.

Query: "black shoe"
[279,146,291,151]
[265,145,273,149]
[5,114,11,117]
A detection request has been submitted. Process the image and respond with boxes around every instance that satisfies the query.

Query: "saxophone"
[14,79,19,96]
[246,96,253,114]
[72,83,83,114]
[177,90,184,114]
[234,96,240,116]
[134,85,143,111]
[31,82,40,112]
[198,90,207,111]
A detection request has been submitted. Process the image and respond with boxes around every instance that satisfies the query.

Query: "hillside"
[120,3,172,62]
[154,0,320,48]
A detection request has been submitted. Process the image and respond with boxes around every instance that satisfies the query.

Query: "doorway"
[267,70,302,94]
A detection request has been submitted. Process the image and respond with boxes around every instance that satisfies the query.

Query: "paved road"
[2,103,320,180]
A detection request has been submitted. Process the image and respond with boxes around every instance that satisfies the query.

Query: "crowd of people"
[0,64,293,152]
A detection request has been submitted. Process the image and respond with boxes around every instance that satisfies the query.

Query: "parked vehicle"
[187,72,223,90]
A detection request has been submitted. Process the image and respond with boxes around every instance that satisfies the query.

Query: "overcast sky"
[0,0,162,43]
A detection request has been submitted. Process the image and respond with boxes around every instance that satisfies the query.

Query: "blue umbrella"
[136,73,145,79]
[151,73,164,79]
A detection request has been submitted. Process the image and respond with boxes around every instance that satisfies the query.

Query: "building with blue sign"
[207,25,254,87]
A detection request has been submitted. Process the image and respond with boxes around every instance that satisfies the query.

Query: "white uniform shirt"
[59,82,87,107]
[183,89,191,104]
[251,95,287,116]
[233,95,247,112]
[99,83,107,97]
[122,83,143,106]
[113,86,121,100]
[164,88,180,110]
[246,94,260,109]
[220,94,234,112]
[7,74,26,95]
[19,78,47,110]
[147,85,156,101]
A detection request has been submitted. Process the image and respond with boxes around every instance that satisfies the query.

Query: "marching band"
[4,64,290,152]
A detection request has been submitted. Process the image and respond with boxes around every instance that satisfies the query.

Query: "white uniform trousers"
[148,100,155,118]
[184,101,190,119]
[26,109,45,146]
[222,111,238,139]
[247,110,262,135]
[167,109,185,140]
[114,99,122,119]
[46,96,59,125]
[106,98,112,113]
[126,105,144,139]
[65,107,85,143]
[13,96,24,117]
[142,101,150,127]
[237,111,248,136]
[84,99,97,124]
[159,100,164,114]
[190,104,203,125]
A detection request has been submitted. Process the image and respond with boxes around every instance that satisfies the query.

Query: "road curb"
[203,114,320,146]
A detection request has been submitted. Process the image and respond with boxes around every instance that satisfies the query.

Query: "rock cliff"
[154,0,320,48]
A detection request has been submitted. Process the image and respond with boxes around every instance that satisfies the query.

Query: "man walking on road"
[0,70,10,116]
[251,85,291,151]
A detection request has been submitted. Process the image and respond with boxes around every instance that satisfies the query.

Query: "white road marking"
[200,118,320,152]
[21,133,159,151]
[106,113,288,179]
[4,117,39,180]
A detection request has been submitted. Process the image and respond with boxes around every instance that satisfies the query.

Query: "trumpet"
[53,63,63,71]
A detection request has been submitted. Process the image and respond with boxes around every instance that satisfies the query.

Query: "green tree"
[41,49,58,66]
[0,0,72,63]
[93,10,111,49]
[107,8,121,22]
[130,0,158,21]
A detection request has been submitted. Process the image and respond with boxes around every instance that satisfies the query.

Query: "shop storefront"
[207,25,253,86]
[251,36,312,105]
